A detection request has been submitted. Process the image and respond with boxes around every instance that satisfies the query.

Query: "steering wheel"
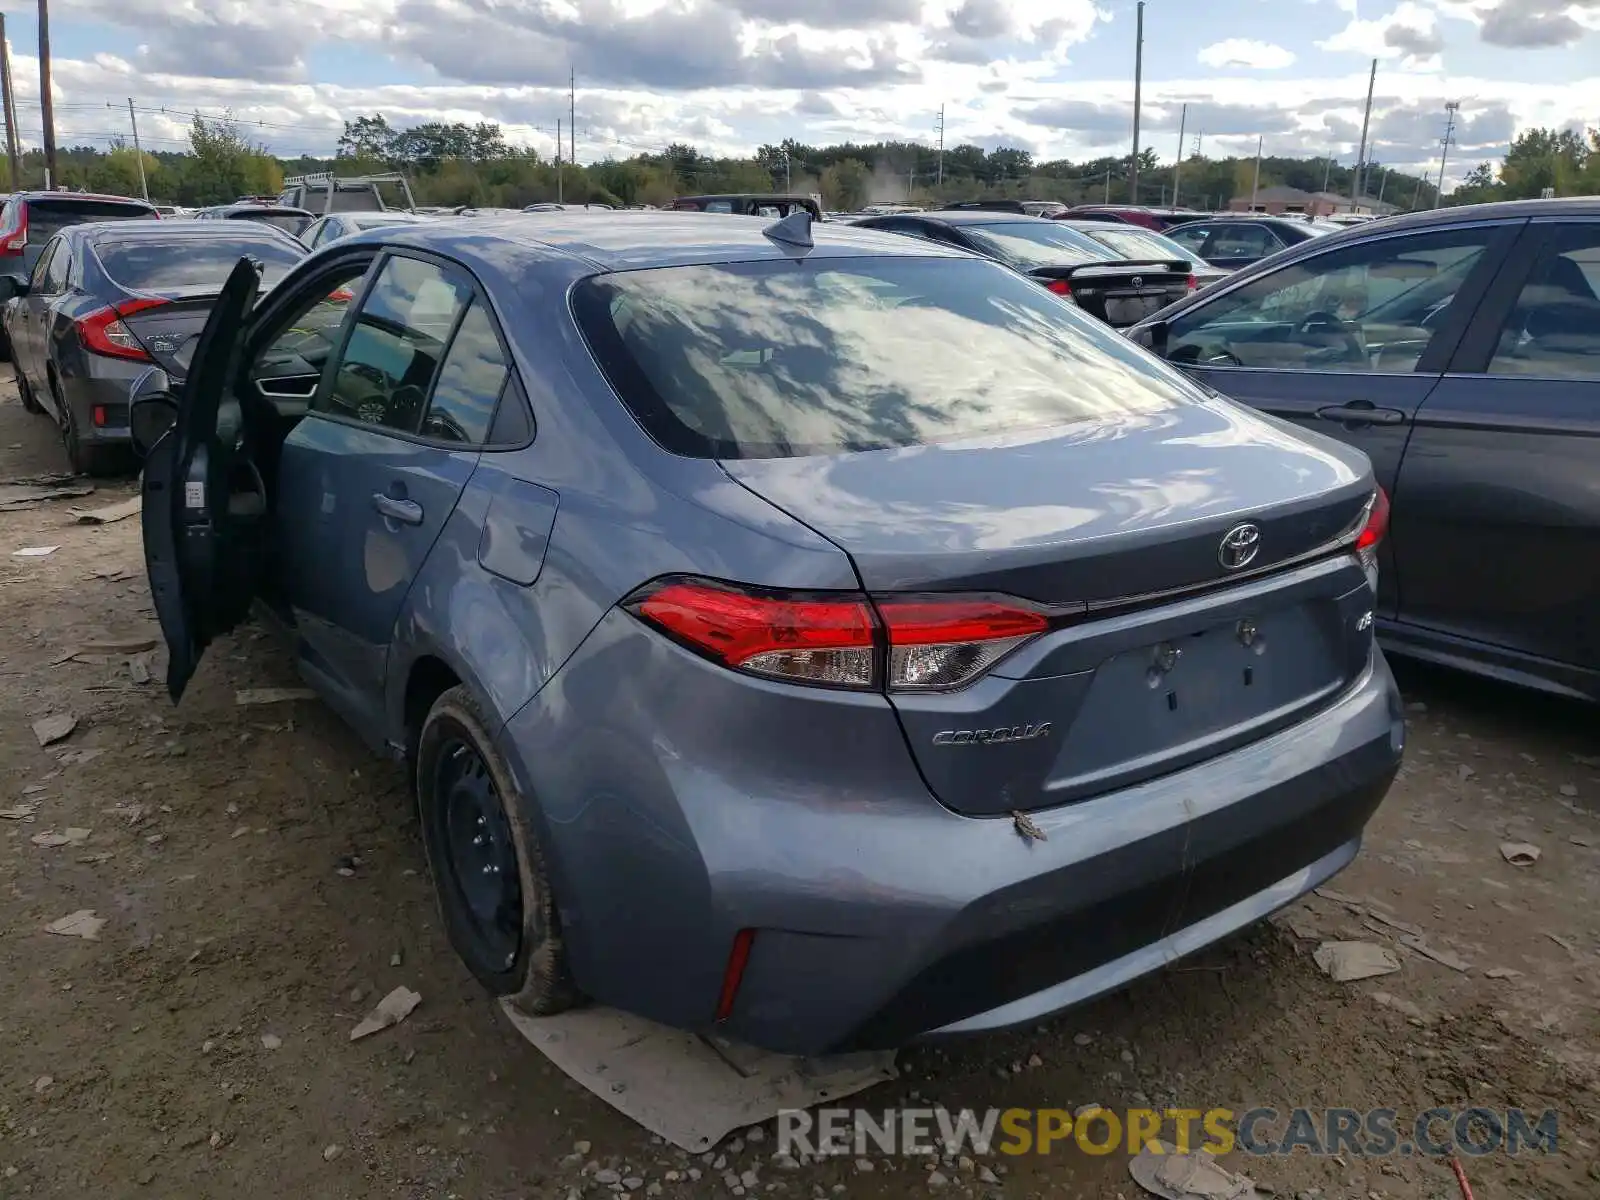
[1295,310,1367,364]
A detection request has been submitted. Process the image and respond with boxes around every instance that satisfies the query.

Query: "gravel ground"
[1,378,1597,1200]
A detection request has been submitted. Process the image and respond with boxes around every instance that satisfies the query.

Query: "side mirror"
[0,276,26,303]
[1128,320,1169,357]
[128,367,178,457]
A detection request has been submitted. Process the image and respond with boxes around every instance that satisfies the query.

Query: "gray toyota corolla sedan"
[131,211,1404,1055]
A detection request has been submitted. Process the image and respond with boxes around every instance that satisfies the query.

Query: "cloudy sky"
[2,0,1597,186]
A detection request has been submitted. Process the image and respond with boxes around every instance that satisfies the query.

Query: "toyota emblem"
[1130,276,1143,287]
[1218,523,1262,570]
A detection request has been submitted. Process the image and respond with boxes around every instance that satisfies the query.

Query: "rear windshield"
[94,234,305,291]
[1088,226,1202,266]
[572,256,1191,459]
[228,210,309,234]
[23,198,154,244]
[960,221,1106,269]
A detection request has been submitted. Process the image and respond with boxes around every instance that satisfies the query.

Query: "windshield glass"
[1088,226,1203,267]
[230,210,310,235]
[961,221,1106,269]
[94,235,305,290]
[572,256,1192,459]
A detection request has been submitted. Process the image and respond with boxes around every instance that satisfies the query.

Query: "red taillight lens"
[1356,486,1389,552]
[626,577,1051,692]
[328,287,355,302]
[631,578,877,688]
[1044,279,1072,297]
[0,203,26,256]
[78,298,166,361]
[1186,274,1198,291]
[877,597,1049,691]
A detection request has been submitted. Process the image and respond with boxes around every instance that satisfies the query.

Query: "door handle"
[1315,404,1407,426]
[371,493,424,525]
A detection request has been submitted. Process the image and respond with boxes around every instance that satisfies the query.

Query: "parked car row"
[7,185,1593,1072]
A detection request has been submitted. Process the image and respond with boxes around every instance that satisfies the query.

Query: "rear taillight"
[0,203,25,256]
[1352,487,1389,590]
[625,577,1051,693]
[1044,279,1072,297]
[1186,274,1198,291]
[78,297,167,361]
[329,287,355,302]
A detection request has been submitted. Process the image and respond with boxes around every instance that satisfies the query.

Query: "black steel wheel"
[415,685,581,1012]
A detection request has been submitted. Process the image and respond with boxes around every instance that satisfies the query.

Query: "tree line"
[7,111,1597,213]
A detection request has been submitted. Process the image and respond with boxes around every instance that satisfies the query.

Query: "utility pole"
[1171,103,1187,208]
[1104,164,1110,203]
[1434,101,1459,208]
[37,0,57,188]
[1376,167,1389,205]
[935,105,944,188]
[568,67,575,170]
[1411,175,1425,208]
[126,97,148,201]
[1322,155,1333,194]
[555,118,562,204]
[1250,135,1262,208]
[783,148,791,192]
[1128,0,1145,205]
[0,15,18,190]
[1350,57,1376,210]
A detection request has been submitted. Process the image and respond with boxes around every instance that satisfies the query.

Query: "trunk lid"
[722,399,1379,816]
[1031,259,1194,327]
[118,289,221,380]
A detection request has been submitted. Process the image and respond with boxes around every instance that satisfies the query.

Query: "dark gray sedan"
[131,211,1402,1054]
[2,219,306,473]
[1129,197,1600,702]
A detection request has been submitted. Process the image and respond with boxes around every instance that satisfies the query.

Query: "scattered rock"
[1370,992,1427,1021]
[209,1131,223,1149]
[1484,966,1523,979]
[0,803,39,820]
[33,1075,52,1093]
[1130,1139,1263,1200]
[574,1140,592,1156]
[1456,764,1475,782]
[1559,784,1578,797]
[261,1034,282,1050]
[594,1168,621,1185]
[322,1144,342,1162]
[44,909,105,940]
[978,1165,1000,1184]
[927,1170,949,1188]
[31,713,78,746]
[31,827,91,848]
[350,986,421,1040]
[1073,1032,1094,1046]
[1313,941,1400,982]
[1499,842,1541,867]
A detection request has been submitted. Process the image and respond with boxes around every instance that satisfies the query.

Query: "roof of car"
[1352,195,1600,230]
[8,191,154,206]
[343,211,432,224]
[879,210,1059,227]
[365,210,968,272]
[203,203,315,216]
[68,218,294,239]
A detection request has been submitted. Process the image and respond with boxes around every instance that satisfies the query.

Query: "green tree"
[337,115,394,162]
[820,158,869,210]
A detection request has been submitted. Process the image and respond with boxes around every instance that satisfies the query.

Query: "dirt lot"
[1,377,1598,1200]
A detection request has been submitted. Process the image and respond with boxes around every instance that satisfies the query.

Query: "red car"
[1060,205,1207,232]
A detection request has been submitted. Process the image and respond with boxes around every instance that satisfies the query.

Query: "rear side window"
[421,300,509,444]
[94,235,305,291]
[572,256,1192,459]
[25,199,155,244]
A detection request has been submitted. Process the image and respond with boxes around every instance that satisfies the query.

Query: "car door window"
[1206,225,1278,260]
[1485,225,1600,380]
[419,298,509,445]
[1166,226,1501,374]
[248,264,372,397]
[320,254,472,433]
[40,242,71,294]
[27,241,58,292]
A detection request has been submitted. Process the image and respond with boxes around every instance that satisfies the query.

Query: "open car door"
[141,258,266,701]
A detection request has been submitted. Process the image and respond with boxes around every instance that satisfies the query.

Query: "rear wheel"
[57,381,127,477]
[416,685,581,1014]
[13,363,42,414]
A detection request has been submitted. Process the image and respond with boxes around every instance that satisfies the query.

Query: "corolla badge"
[1218,522,1262,570]
[932,723,1052,746]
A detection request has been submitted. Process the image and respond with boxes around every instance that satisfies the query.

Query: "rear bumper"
[59,360,147,446]
[497,610,1404,1057]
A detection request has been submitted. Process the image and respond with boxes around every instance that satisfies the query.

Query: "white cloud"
[1317,2,1446,65]
[1196,39,1297,70]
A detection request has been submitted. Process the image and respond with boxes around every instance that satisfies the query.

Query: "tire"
[13,363,42,414]
[57,382,127,477]
[416,684,581,1014]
